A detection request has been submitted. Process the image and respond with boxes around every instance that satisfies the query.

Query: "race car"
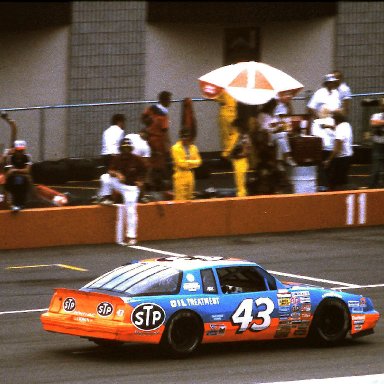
[41,256,380,357]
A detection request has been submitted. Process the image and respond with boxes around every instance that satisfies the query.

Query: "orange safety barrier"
[0,190,383,250]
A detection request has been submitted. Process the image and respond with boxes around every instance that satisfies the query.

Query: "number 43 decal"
[231,298,275,333]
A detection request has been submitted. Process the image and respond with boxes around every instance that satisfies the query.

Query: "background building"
[0,1,383,162]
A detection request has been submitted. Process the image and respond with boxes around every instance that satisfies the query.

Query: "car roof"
[138,256,259,271]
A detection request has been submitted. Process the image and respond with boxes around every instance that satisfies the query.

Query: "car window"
[83,263,182,296]
[200,268,218,294]
[216,266,269,294]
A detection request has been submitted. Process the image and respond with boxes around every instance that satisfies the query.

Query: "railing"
[1,91,384,161]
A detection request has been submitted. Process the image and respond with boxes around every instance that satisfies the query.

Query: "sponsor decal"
[301,303,311,312]
[116,309,125,317]
[359,297,367,307]
[292,290,310,297]
[170,297,220,308]
[183,282,201,292]
[157,255,224,262]
[278,298,291,306]
[97,302,114,317]
[186,273,195,282]
[206,324,226,336]
[73,316,92,323]
[211,314,225,321]
[293,329,307,336]
[63,297,76,312]
[73,310,96,318]
[348,300,360,308]
[131,303,166,331]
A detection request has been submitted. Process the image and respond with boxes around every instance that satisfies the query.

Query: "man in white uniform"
[100,114,126,167]
[323,111,353,190]
[307,74,342,120]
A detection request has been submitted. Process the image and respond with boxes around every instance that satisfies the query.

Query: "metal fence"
[1,91,384,162]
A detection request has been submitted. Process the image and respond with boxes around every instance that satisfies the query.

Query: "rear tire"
[160,310,203,358]
[308,298,350,346]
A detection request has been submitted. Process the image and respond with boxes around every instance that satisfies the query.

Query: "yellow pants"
[231,157,249,197]
[173,170,194,200]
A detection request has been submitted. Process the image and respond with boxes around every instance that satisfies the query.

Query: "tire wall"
[1,190,383,250]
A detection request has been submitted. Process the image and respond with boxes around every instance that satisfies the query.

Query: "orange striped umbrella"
[199,61,304,105]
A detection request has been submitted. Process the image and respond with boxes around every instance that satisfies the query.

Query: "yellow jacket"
[216,92,237,122]
[171,141,202,172]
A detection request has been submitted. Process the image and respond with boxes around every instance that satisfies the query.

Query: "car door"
[212,265,282,342]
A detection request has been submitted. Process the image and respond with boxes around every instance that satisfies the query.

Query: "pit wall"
[1,190,383,250]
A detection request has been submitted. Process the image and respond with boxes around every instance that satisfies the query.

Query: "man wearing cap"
[99,137,147,246]
[368,98,384,188]
[171,128,202,200]
[4,140,33,212]
[307,74,342,120]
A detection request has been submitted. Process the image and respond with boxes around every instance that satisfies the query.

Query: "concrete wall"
[1,189,382,250]
[145,18,335,152]
[0,27,70,161]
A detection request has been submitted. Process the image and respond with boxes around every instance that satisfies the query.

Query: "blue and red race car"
[41,256,380,357]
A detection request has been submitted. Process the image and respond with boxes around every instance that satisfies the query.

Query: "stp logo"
[131,303,166,331]
[97,302,114,317]
[63,297,76,312]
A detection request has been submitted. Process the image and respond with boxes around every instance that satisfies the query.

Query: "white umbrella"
[199,61,304,105]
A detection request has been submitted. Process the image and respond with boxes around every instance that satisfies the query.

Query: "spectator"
[214,91,238,158]
[333,69,352,116]
[99,137,147,246]
[229,127,252,197]
[274,91,294,116]
[100,113,126,168]
[141,91,173,191]
[323,111,353,191]
[125,128,152,195]
[311,116,336,191]
[96,114,126,204]
[258,98,296,169]
[170,128,202,200]
[4,140,33,212]
[307,74,342,120]
[368,98,384,188]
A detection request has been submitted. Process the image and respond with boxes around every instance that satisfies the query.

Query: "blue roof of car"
[139,256,258,271]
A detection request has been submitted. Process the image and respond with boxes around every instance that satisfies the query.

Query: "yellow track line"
[6,264,88,271]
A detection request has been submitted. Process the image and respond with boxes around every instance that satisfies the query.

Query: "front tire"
[308,298,350,346]
[160,310,203,358]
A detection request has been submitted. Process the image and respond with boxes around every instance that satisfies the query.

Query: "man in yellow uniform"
[215,91,238,158]
[171,128,202,200]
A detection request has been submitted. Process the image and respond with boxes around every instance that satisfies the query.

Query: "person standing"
[100,113,126,167]
[214,91,238,159]
[141,91,172,191]
[4,140,33,212]
[323,111,353,190]
[100,137,147,246]
[307,74,342,120]
[368,98,384,188]
[125,128,152,195]
[170,128,202,200]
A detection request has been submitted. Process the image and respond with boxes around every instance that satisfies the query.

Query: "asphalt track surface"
[1,226,383,384]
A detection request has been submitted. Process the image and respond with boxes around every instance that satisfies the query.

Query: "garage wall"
[145,18,335,152]
[0,27,69,160]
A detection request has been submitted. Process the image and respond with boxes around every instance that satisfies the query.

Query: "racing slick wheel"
[308,298,350,346]
[160,310,203,358]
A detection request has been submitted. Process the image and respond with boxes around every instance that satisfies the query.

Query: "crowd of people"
[1,71,384,243]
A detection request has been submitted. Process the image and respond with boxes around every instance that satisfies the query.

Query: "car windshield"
[82,263,182,296]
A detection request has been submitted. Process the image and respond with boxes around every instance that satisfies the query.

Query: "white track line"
[332,283,384,290]
[0,308,48,315]
[257,373,384,384]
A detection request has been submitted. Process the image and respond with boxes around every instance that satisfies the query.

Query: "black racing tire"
[160,310,203,358]
[308,298,350,346]
[89,338,125,348]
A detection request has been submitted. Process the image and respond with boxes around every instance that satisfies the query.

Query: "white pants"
[272,132,291,161]
[99,174,140,239]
